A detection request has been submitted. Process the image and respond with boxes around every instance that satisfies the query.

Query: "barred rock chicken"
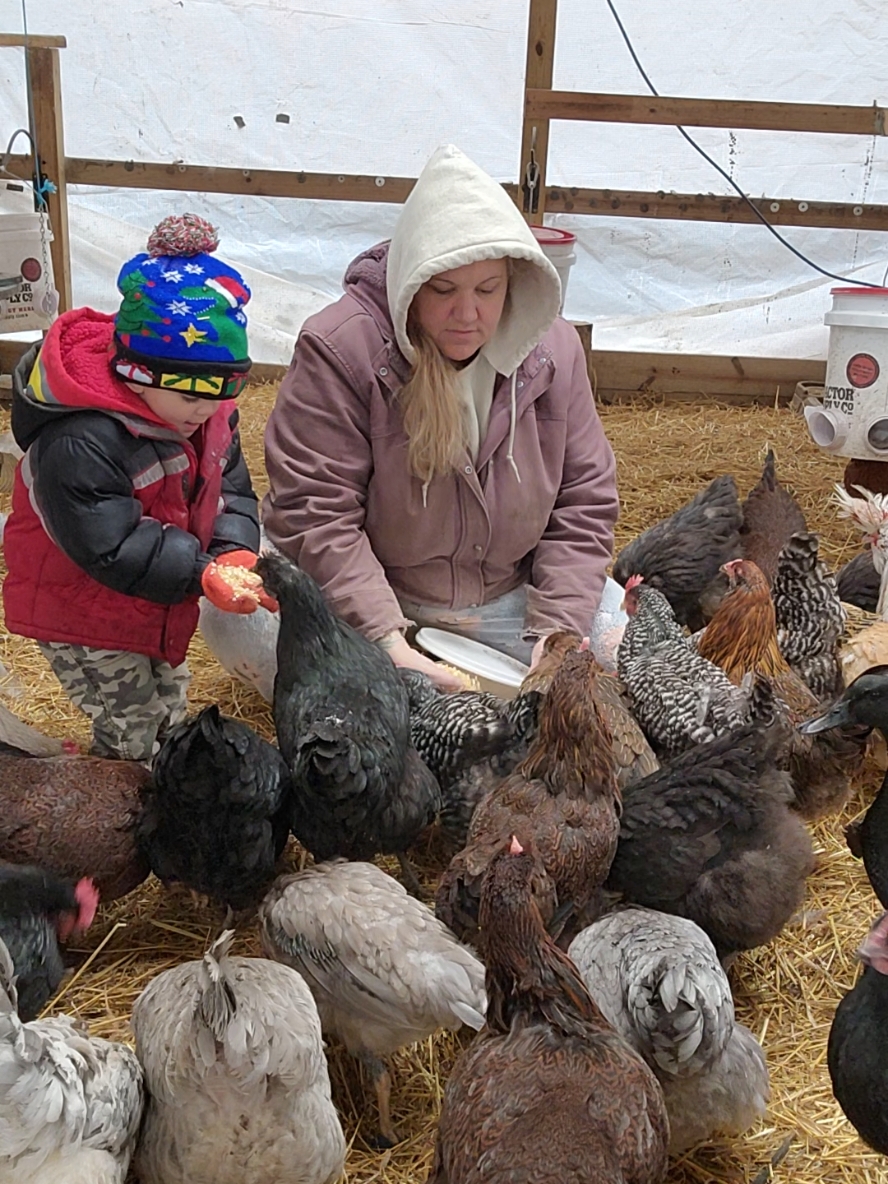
[698,558,865,818]
[138,705,292,911]
[739,448,808,584]
[259,860,485,1148]
[826,911,888,1156]
[255,553,440,888]
[0,938,144,1184]
[605,722,814,960]
[618,578,750,757]
[436,650,621,945]
[772,532,845,698]
[0,863,99,1021]
[428,838,669,1184]
[569,907,769,1153]
[0,748,150,901]
[613,473,742,631]
[132,930,346,1184]
[399,670,541,850]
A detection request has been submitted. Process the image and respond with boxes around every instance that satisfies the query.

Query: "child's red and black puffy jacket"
[3,308,260,666]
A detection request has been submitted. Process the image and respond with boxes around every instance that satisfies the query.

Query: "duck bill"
[798,699,855,734]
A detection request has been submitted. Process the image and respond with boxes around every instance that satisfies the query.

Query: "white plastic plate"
[414,628,529,689]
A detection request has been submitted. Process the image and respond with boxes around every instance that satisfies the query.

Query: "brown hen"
[435,650,621,944]
[428,838,668,1184]
[519,629,583,695]
[739,449,808,584]
[0,751,150,900]
[698,559,865,818]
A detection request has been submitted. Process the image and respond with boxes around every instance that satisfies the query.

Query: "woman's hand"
[381,633,466,693]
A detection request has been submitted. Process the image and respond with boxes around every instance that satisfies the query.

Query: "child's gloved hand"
[201,550,279,614]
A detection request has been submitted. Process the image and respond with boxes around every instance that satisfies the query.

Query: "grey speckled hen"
[0,937,144,1184]
[132,930,345,1184]
[569,907,769,1153]
[259,859,486,1148]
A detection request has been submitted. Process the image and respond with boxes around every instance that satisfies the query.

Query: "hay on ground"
[0,388,885,1183]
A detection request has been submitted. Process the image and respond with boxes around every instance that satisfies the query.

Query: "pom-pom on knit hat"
[110,213,252,399]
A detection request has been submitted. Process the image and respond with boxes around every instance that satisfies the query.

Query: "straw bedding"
[1,383,885,1182]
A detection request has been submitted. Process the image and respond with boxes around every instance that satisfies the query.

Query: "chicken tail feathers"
[197,930,238,1045]
[0,936,17,1014]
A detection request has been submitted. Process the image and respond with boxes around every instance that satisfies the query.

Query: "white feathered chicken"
[0,937,143,1184]
[259,860,487,1147]
[132,929,346,1184]
[833,483,888,686]
[568,906,769,1153]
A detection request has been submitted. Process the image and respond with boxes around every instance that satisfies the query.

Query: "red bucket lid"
[531,226,576,246]
[830,286,888,295]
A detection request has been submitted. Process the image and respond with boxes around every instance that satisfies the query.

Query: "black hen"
[138,705,292,909]
[613,474,742,631]
[836,549,881,613]
[606,723,814,960]
[0,862,98,1020]
[399,669,541,846]
[827,912,888,1155]
[255,553,441,876]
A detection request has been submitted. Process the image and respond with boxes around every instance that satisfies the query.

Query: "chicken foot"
[396,851,429,901]
[359,1051,400,1148]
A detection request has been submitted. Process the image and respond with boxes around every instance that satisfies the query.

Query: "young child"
[3,213,275,762]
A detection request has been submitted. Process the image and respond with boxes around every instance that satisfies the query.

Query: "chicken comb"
[74,877,100,930]
[624,574,645,592]
[832,483,888,534]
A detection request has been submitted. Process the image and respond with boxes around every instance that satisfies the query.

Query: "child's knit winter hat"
[110,213,252,399]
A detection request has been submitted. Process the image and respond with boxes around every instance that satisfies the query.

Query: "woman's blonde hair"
[399,259,512,486]
[399,310,468,486]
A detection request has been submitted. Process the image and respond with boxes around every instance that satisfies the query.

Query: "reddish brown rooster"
[697,558,865,818]
[428,837,668,1184]
[435,650,621,944]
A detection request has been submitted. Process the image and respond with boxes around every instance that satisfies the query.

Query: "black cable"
[603,0,879,288]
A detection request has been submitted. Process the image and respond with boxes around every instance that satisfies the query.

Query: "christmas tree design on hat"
[111,213,252,398]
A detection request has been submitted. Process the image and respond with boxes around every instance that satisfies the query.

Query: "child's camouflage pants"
[37,642,190,762]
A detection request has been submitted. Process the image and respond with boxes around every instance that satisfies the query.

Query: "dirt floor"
[1,387,885,1183]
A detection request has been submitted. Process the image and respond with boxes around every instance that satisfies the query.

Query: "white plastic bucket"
[805,286,888,461]
[531,225,576,314]
[0,213,55,333]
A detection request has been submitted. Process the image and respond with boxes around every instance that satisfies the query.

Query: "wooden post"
[518,0,558,222]
[27,45,72,313]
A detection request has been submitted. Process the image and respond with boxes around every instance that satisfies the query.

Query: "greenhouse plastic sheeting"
[0,0,885,363]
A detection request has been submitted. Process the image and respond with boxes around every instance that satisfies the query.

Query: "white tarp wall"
[0,0,886,364]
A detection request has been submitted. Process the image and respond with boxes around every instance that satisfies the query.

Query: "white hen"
[132,929,345,1184]
[0,938,143,1184]
[259,860,487,1147]
[568,906,769,1154]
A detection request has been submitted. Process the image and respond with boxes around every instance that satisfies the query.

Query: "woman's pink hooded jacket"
[263,144,619,643]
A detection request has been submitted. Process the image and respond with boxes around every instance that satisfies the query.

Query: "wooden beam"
[526,89,887,136]
[65,158,418,204]
[0,34,66,49]
[519,0,558,221]
[545,185,888,231]
[27,47,72,312]
[590,349,826,405]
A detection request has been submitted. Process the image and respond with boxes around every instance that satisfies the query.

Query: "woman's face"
[411,258,509,362]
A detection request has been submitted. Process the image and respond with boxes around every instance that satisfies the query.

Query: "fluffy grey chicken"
[399,669,541,847]
[259,860,486,1148]
[617,578,750,757]
[568,907,769,1153]
[772,532,845,699]
[613,474,742,631]
[255,552,440,889]
[0,937,144,1184]
[132,930,346,1184]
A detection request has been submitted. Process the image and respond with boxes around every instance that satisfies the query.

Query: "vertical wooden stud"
[27,46,72,313]
[518,0,558,222]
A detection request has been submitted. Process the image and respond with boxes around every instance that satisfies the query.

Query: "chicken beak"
[798,700,854,734]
